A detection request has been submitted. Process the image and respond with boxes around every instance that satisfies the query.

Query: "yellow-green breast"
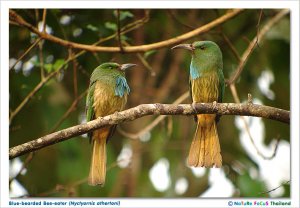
[93,81,127,117]
[191,72,219,103]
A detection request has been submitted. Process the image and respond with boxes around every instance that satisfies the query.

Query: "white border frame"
[1,1,299,208]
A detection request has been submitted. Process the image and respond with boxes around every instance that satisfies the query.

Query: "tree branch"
[9,70,58,124]
[9,9,244,53]
[9,12,149,125]
[116,9,124,53]
[228,9,289,85]
[118,91,189,139]
[9,102,289,159]
[229,84,279,160]
[259,180,290,195]
[9,37,42,71]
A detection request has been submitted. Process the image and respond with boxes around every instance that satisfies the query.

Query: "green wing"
[85,80,117,143]
[86,82,96,139]
[216,69,225,122]
[218,69,225,103]
[189,78,198,122]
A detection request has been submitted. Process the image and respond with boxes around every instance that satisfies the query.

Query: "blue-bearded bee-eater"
[86,62,136,186]
[172,41,225,168]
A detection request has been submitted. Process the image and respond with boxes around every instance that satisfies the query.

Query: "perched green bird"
[172,41,225,168]
[86,62,136,186]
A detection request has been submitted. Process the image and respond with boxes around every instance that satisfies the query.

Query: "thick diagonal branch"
[9,9,244,53]
[9,102,289,159]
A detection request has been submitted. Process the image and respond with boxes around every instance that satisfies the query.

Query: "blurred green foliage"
[9,9,290,197]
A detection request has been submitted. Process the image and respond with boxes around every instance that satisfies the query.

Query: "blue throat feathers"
[190,62,202,80]
[115,76,130,97]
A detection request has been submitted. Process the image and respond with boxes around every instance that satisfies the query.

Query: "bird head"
[97,62,136,74]
[172,41,222,57]
[172,41,223,70]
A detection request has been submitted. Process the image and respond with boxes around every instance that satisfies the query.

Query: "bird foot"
[212,101,217,110]
[191,102,198,114]
[247,93,253,104]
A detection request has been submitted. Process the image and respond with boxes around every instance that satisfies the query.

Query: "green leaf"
[44,64,53,73]
[53,59,66,71]
[282,182,290,197]
[86,24,99,32]
[121,35,129,41]
[144,50,157,59]
[113,10,134,21]
[237,172,267,197]
[105,22,117,31]
[31,60,40,67]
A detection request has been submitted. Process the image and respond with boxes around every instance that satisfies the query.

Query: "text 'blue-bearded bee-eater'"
[172,41,225,168]
[86,62,136,186]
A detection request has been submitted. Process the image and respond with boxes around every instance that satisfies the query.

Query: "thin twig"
[9,20,19,26]
[154,47,185,102]
[9,125,21,132]
[168,10,195,30]
[225,9,288,160]
[9,70,57,125]
[9,152,34,184]
[117,9,124,53]
[34,184,66,197]
[256,9,264,48]
[123,41,156,76]
[221,33,241,62]
[136,53,156,76]
[92,52,101,64]
[9,102,290,159]
[42,9,47,32]
[9,38,42,71]
[259,180,290,195]
[266,138,280,159]
[32,158,128,197]
[228,9,289,85]
[9,13,149,125]
[230,84,279,160]
[9,9,244,53]
[38,42,45,80]
[50,90,88,132]
[39,9,47,79]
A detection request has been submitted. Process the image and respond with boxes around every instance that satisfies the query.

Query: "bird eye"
[109,66,113,69]
[200,46,205,50]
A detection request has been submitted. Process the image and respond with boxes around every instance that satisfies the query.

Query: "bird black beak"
[171,44,195,51]
[120,63,137,71]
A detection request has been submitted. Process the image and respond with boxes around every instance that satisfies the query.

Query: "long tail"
[88,128,109,186]
[187,115,222,168]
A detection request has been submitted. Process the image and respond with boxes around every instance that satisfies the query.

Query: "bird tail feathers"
[88,129,108,186]
[187,117,222,168]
